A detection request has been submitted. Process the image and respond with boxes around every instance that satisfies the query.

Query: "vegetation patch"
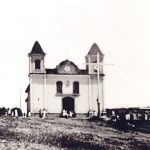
[0,116,149,149]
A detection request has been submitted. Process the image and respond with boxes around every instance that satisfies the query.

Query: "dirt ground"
[0,116,149,150]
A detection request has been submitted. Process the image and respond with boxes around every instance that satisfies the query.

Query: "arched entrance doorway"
[62,97,74,112]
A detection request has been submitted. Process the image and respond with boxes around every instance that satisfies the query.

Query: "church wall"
[30,74,45,113]
[91,76,103,114]
[29,74,103,114]
[91,77,98,112]
[73,76,90,113]
[46,76,61,113]
[99,79,104,113]
[46,75,90,114]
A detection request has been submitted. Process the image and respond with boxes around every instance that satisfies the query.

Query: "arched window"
[56,81,63,94]
[35,60,41,69]
[73,81,79,94]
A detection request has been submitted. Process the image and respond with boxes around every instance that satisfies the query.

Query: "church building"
[25,41,105,116]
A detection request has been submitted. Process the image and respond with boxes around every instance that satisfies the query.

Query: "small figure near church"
[42,109,46,118]
[92,110,98,119]
[15,109,18,117]
[27,111,31,117]
[39,109,42,118]
[11,111,14,117]
[62,109,68,118]
[69,111,73,117]
[7,108,11,116]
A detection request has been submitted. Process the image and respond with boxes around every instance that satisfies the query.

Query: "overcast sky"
[0,0,150,111]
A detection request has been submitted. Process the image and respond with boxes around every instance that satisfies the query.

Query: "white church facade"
[25,41,105,116]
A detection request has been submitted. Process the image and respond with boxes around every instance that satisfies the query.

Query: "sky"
[0,0,150,111]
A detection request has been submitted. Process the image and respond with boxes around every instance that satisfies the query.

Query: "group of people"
[62,109,75,118]
[4,107,25,117]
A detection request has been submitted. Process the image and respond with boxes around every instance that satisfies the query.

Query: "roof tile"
[30,41,45,54]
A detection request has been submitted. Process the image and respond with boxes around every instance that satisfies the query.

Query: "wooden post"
[44,75,46,110]
[88,56,92,111]
[97,53,101,117]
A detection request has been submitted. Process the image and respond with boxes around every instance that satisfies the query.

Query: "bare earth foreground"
[0,116,149,150]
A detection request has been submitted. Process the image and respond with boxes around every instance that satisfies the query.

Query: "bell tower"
[28,41,47,113]
[85,43,104,74]
[28,41,46,74]
[85,43,105,116]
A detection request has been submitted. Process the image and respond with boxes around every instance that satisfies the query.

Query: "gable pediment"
[56,59,80,74]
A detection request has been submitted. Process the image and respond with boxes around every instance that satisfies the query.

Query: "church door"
[62,97,75,112]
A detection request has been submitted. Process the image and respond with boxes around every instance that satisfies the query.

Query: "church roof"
[58,59,77,68]
[46,68,57,74]
[57,59,80,74]
[25,84,30,93]
[25,97,29,102]
[88,43,103,55]
[46,59,88,75]
[46,68,88,75]
[30,41,45,54]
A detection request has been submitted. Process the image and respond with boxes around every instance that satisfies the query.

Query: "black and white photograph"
[0,0,149,149]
